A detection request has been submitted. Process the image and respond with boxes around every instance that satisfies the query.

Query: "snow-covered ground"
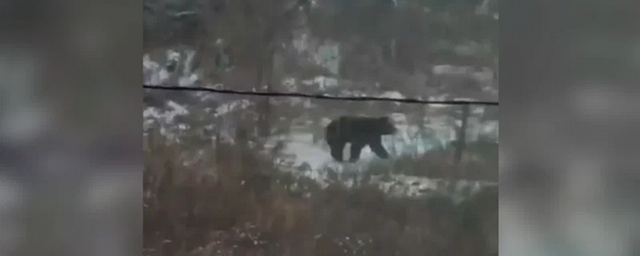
[143,49,499,199]
[262,129,497,202]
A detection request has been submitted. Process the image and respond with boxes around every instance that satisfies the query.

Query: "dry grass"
[364,140,499,182]
[143,134,498,256]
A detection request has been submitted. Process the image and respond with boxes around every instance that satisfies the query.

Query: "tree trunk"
[449,105,470,193]
[256,45,276,138]
[454,105,470,164]
[257,1,280,138]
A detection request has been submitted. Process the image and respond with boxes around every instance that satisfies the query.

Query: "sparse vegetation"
[143,132,497,256]
[362,139,498,181]
[144,0,499,254]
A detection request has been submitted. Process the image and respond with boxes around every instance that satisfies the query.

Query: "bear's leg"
[370,137,390,159]
[329,141,345,161]
[349,141,365,162]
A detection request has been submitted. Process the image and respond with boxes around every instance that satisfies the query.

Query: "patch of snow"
[339,90,368,97]
[282,77,297,91]
[178,74,198,87]
[265,131,333,171]
[299,76,340,91]
[143,101,189,125]
[370,174,497,202]
[286,140,334,171]
[143,55,159,70]
[471,67,494,82]
[428,95,452,108]
[264,126,461,179]
[315,42,341,75]
[389,113,407,125]
[453,97,477,102]
[143,56,169,85]
[454,43,480,56]
[475,0,491,15]
[301,79,314,86]
[313,76,339,90]
[378,91,406,100]
[158,69,171,82]
[478,120,499,141]
[292,32,310,53]
[214,100,253,117]
[377,91,406,106]
[471,106,485,116]
[143,107,161,119]
[432,65,474,76]
[320,118,332,127]
[167,101,188,115]
[167,50,180,61]
[183,50,196,75]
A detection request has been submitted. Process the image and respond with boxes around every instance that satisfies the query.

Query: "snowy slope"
[143,49,499,199]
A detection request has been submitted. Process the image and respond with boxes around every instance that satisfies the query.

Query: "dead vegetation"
[143,133,498,256]
[363,139,499,183]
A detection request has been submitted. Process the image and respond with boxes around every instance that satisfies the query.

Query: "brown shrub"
[259,184,315,256]
[144,134,498,256]
[378,142,498,182]
[449,185,499,256]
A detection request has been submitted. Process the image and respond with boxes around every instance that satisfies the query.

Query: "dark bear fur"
[325,116,396,162]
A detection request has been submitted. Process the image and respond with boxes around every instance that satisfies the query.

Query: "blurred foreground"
[143,131,498,256]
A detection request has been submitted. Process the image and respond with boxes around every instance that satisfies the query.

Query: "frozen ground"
[263,129,497,201]
[143,51,499,199]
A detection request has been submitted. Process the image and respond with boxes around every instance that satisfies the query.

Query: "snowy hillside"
[143,48,499,199]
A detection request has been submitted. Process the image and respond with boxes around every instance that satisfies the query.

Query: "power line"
[143,84,499,106]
